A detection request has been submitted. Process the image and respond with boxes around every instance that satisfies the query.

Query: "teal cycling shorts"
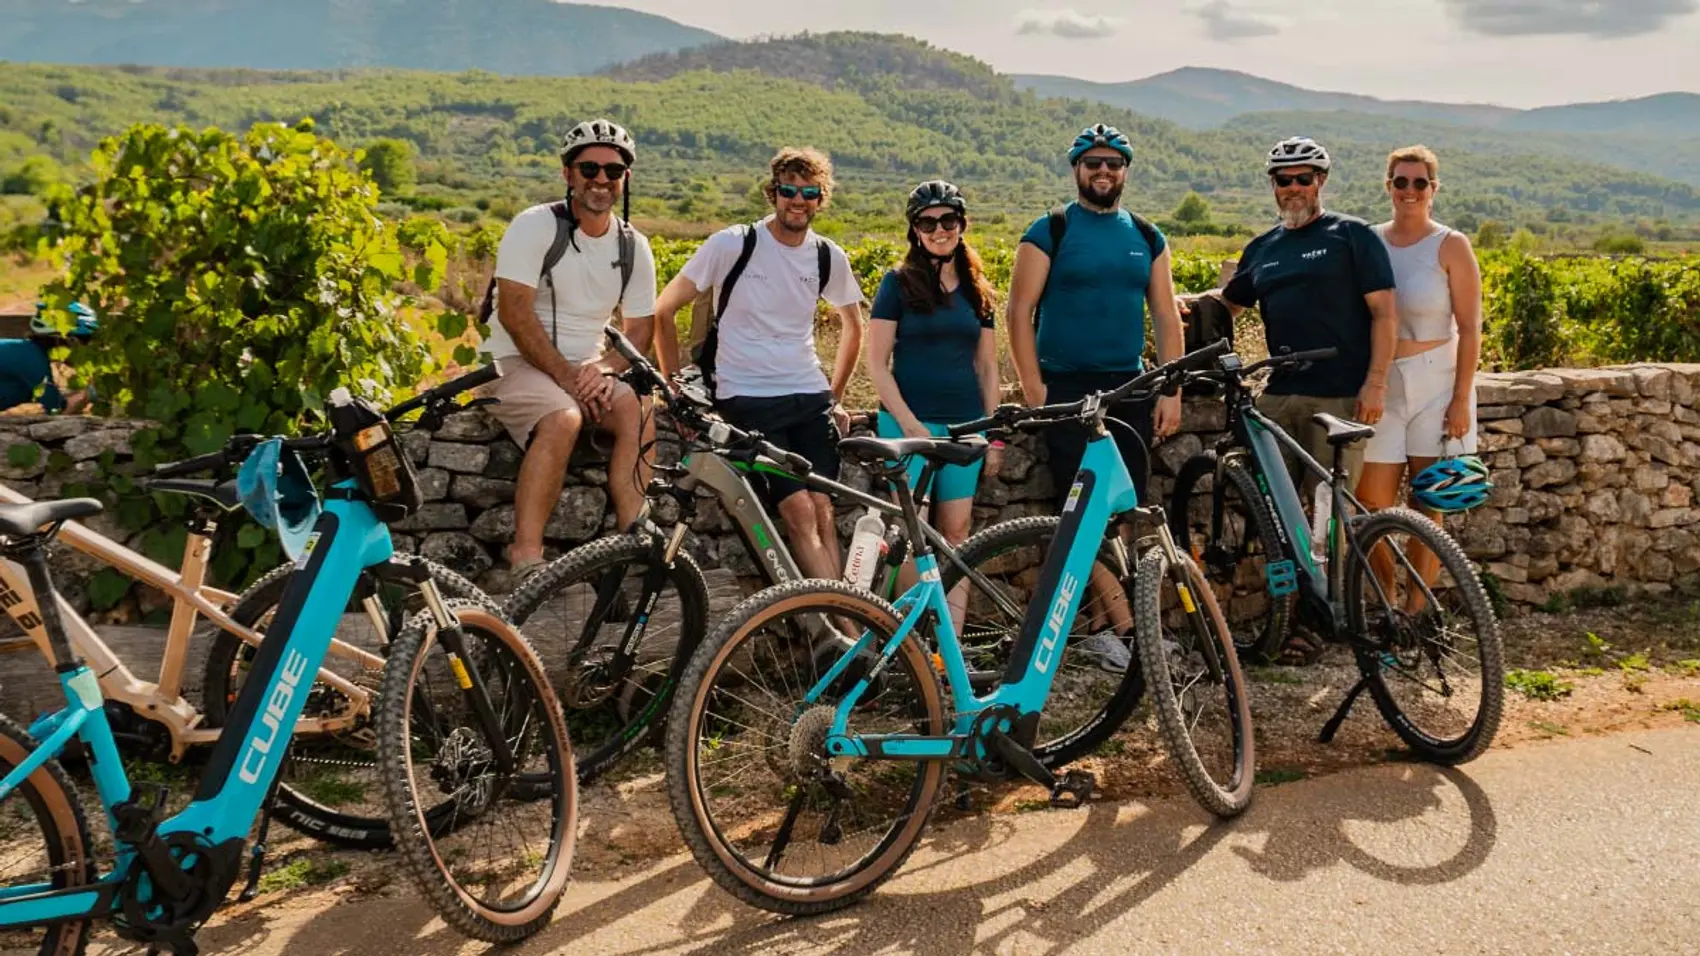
[875,411,986,504]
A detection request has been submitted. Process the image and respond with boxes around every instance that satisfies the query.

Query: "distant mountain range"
[1012,67,1700,139]
[0,0,724,75]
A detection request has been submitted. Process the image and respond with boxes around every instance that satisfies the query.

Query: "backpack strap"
[716,223,761,318]
[1036,205,1069,333]
[1127,211,1161,260]
[614,218,636,302]
[476,201,576,328]
[816,239,832,299]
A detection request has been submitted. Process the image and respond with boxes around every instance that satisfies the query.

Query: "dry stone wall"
[4,363,1699,622]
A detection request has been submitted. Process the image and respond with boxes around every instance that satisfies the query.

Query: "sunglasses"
[1271,172,1319,188]
[914,212,964,234]
[774,183,824,201]
[573,161,629,181]
[1391,176,1434,192]
[1079,156,1127,171]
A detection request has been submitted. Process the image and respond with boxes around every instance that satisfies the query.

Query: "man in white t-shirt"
[484,118,660,581]
[652,146,864,581]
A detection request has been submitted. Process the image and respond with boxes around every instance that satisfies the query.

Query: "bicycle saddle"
[837,435,988,468]
[0,498,103,537]
[1312,412,1376,446]
[140,478,243,511]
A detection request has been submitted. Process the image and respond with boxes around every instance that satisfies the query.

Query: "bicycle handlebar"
[947,338,1233,438]
[386,361,502,423]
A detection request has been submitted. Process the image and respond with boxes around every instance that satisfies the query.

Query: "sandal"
[1275,627,1327,666]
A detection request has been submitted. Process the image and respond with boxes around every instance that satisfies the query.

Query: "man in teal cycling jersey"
[1007,123,1186,672]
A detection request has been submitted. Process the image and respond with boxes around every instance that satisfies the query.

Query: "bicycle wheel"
[1168,452,1294,663]
[939,516,1144,767]
[665,579,946,916]
[504,533,709,783]
[377,599,575,943]
[1345,508,1504,764]
[202,556,489,850]
[0,714,94,956]
[1133,547,1256,818]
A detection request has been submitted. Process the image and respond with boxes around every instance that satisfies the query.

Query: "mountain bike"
[0,479,486,852]
[664,340,1254,915]
[506,327,960,784]
[0,365,575,952]
[1169,348,1503,762]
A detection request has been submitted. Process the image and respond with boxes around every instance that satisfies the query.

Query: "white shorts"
[1364,345,1477,464]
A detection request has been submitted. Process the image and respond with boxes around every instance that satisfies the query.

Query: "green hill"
[2,33,1698,238]
[0,0,723,75]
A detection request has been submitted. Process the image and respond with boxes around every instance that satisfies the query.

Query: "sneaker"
[485,556,547,595]
[1080,630,1132,674]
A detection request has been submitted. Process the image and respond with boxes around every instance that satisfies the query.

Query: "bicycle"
[1168,348,1503,763]
[506,327,954,784]
[663,340,1254,915]
[0,364,575,951]
[1,458,489,853]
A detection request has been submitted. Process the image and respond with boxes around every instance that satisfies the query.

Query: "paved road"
[125,726,1700,955]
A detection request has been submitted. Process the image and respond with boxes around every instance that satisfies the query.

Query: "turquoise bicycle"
[664,340,1254,915]
[0,366,575,953]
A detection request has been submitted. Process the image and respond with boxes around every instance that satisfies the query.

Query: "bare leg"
[602,382,653,531]
[1355,460,1409,610]
[780,491,840,581]
[930,497,975,634]
[1402,455,1442,613]
[510,406,582,566]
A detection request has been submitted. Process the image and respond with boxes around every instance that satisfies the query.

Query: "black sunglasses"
[774,183,824,201]
[1272,172,1319,188]
[1391,176,1434,192]
[573,160,629,181]
[1079,156,1127,171]
[914,212,963,234]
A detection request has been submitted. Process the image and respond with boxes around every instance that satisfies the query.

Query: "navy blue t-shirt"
[870,270,992,424]
[1020,203,1166,374]
[1223,211,1396,397]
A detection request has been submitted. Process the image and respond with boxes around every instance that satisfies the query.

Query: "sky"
[593,0,1700,109]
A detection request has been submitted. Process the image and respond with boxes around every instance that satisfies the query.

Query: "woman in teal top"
[867,181,1003,626]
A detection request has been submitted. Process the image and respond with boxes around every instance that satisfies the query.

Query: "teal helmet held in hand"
[1410,454,1493,513]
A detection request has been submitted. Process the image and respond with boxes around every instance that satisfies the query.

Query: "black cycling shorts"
[714,390,842,508]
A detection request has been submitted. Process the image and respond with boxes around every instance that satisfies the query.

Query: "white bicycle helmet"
[1266,136,1332,173]
[559,118,636,166]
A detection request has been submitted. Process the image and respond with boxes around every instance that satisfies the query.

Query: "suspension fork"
[1150,513,1229,683]
[419,579,519,775]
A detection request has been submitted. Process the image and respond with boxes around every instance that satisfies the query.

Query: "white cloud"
[1442,0,1699,38]
[1194,0,1281,40]
[1014,8,1121,39]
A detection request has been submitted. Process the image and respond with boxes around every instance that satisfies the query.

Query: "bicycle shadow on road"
[165,762,1496,956]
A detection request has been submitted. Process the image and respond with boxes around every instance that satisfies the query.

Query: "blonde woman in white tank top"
[1357,145,1484,606]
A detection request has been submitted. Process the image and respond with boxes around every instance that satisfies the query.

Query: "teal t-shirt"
[1020,203,1167,373]
[870,270,991,423]
[0,339,61,413]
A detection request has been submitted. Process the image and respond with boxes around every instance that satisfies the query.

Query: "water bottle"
[1310,482,1331,570]
[844,508,886,590]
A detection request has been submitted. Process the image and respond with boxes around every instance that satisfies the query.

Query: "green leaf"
[436,312,468,339]
[237,524,268,549]
[452,344,479,367]
[87,569,132,611]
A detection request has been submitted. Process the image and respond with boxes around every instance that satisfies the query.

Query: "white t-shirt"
[680,216,861,399]
[484,203,658,364]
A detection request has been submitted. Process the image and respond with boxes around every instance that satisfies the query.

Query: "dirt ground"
[6,591,1697,952]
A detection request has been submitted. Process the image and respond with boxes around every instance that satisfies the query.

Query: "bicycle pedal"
[1049,770,1095,809]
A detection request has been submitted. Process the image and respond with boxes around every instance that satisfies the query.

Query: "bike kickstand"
[1319,675,1371,744]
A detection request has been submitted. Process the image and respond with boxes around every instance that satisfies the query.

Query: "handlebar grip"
[386,361,503,422]
[604,326,648,368]
[947,416,999,438]
[152,450,228,478]
[1179,337,1234,372]
[1282,346,1339,364]
[758,440,813,476]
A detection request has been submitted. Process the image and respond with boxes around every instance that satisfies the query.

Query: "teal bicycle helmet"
[1068,124,1132,165]
[1410,454,1493,513]
[237,438,323,561]
[30,302,97,340]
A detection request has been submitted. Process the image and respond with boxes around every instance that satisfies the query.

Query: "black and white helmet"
[559,118,636,165]
[1266,136,1331,173]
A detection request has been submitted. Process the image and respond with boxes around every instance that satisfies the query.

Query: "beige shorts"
[483,356,582,449]
[1255,393,1364,493]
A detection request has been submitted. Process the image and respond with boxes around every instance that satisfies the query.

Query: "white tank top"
[1373,222,1455,341]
